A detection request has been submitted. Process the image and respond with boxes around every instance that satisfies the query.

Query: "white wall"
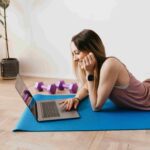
[0,0,150,80]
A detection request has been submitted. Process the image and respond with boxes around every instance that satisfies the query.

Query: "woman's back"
[108,57,150,110]
[106,57,130,89]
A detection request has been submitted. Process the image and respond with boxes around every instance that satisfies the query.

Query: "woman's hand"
[59,98,80,111]
[79,52,97,73]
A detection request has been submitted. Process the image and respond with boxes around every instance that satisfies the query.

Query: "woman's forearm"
[87,80,98,111]
[75,83,89,101]
[86,71,99,111]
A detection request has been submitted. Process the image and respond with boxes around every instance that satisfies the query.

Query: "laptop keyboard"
[40,101,60,118]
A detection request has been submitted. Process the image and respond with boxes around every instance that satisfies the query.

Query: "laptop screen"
[15,74,38,120]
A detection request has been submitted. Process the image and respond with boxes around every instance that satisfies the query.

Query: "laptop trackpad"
[37,100,80,121]
[40,101,60,118]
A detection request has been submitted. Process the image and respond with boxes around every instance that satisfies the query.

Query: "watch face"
[88,74,94,81]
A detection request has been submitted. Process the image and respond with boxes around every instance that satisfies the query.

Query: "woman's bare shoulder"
[102,57,121,70]
[99,57,122,84]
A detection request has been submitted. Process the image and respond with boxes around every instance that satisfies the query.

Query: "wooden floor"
[0,76,150,150]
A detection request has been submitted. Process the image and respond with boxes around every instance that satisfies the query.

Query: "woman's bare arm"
[87,59,120,111]
[75,82,88,100]
[59,82,88,111]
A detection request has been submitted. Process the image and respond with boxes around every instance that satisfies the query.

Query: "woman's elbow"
[92,105,101,112]
[92,108,100,112]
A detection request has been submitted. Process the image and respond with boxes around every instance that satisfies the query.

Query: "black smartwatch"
[87,74,94,81]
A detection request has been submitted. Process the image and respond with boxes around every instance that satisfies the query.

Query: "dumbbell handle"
[63,83,78,93]
[41,84,56,94]
[41,85,47,90]
[63,83,72,88]
[35,82,44,91]
[55,80,65,90]
[55,80,78,93]
[35,82,56,94]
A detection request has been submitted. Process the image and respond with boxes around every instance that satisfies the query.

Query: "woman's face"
[71,42,89,62]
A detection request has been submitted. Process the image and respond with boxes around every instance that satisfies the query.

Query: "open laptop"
[15,74,80,122]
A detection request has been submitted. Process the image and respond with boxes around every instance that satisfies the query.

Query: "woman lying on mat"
[60,29,150,111]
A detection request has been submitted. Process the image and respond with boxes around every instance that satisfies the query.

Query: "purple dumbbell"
[23,90,32,102]
[35,82,57,94]
[56,80,78,93]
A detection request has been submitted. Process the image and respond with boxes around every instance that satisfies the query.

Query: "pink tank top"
[109,71,150,110]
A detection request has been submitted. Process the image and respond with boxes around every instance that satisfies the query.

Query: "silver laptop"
[15,74,80,122]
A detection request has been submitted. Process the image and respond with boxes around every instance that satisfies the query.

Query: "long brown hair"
[71,29,106,92]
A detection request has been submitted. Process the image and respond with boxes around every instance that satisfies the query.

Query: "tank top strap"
[106,56,132,89]
[106,56,130,73]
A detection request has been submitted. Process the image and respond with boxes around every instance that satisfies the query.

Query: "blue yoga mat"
[13,94,150,132]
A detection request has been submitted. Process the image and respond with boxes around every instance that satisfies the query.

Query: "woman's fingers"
[59,101,64,104]
[59,99,73,111]
[74,101,79,109]
[87,55,92,64]
[78,60,84,69]
[59,100,68,109]
[82,52,97,72]
[68,99,73,110]
[59,98,80,111]
[78,52,96,70]
[66,99,70,110]
[82,56,91,70]
[83,53,94,65]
